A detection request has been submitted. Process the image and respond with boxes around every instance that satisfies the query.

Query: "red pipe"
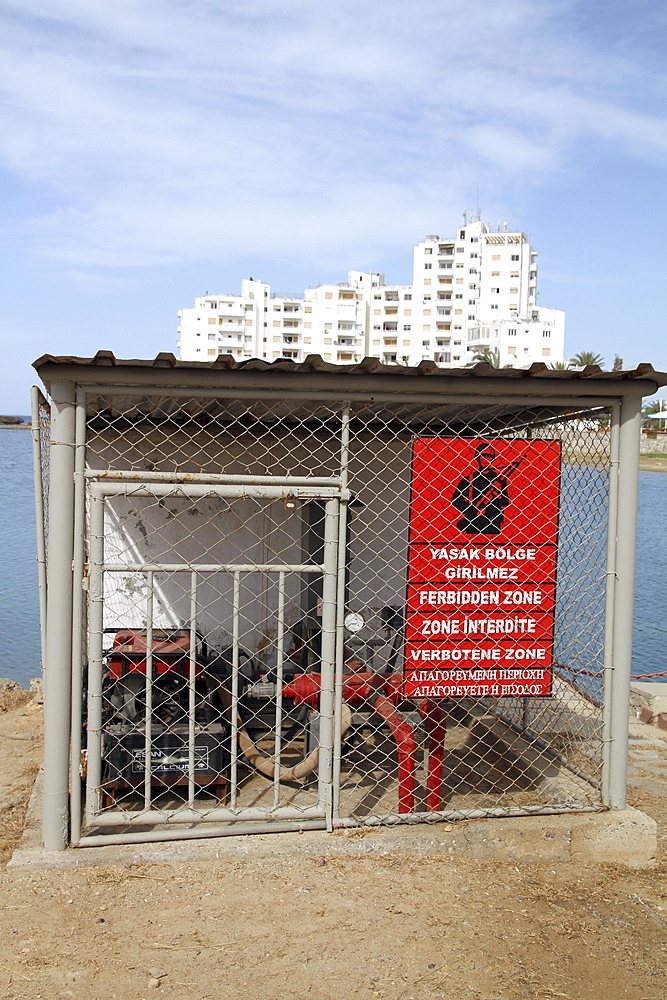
[420,699,447,811]
[282,673,416,815]
[372,694,416,815]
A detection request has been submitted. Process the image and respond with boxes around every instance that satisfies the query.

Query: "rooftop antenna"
[463,209,467,225]
[476,185,480,221]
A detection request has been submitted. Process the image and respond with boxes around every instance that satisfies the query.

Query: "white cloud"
[0,0,665,269]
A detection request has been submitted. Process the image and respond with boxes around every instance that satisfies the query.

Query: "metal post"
[30,387,47,668]
[601,403,620,805]
[332,406,350,824]
[607,395,641,809]
[69,388,87,842]
[42,381,76,850]
[319,498,339,829]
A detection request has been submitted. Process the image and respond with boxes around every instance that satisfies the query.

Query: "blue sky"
[1,0,666,411]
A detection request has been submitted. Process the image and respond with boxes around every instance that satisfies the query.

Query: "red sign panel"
[404,438,561,699]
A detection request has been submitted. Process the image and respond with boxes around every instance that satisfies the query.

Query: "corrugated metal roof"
[33,349,667,386]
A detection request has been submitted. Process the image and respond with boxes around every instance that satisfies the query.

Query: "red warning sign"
[403,438,561,699]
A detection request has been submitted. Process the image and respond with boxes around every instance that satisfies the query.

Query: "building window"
[459,230,466,238]
[543,330,551,337]
[325,292,333,299]
[490,304,499,310]
[403,324,411,331]
[404,294,412,300]
[424,263,432,269]
[508,329,516,336]
[422,340,430,347]
[424,247,432,254]
[470,252,478,258]
[455,294,463,299]
[542,348,551,357]
[208,333,216,340]
[491,287,500,293]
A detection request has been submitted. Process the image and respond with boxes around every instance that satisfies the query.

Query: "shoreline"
[639,455,667,472]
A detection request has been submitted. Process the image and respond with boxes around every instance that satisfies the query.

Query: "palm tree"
[570,350,604,368]
[643,399,667,422]
[549,360,570,370]
[469,347,501,368]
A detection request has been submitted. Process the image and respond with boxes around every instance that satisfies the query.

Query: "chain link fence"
[75,390,611,839]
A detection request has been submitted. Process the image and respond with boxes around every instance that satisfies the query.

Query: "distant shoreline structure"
[0,416,31,428]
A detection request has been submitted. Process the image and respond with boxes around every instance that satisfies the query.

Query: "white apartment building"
[177,219,565,368]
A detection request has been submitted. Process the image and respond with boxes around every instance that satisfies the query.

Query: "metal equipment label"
[404,438,561,698]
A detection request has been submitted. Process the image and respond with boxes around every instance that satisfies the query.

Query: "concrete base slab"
[9,804,656,872]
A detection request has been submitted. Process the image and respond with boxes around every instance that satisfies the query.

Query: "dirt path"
[1,701,666,1000]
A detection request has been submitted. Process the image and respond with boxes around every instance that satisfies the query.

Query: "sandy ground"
[639,454,667,472]
[1,697,666,1000]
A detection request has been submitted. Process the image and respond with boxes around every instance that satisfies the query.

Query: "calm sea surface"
[0,429,665,688]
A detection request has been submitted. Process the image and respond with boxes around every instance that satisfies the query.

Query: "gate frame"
[33,354,663,849]
[79,480,347,845]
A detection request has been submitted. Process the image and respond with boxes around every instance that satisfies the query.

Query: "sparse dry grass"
[0,686,30,713]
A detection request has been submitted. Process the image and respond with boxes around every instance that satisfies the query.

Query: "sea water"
[0,428,664,688]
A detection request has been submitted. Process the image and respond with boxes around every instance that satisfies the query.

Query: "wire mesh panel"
[335,404,609,825]
[77,390,612,841]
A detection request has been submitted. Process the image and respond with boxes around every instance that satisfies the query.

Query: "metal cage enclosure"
[33,353,664,849]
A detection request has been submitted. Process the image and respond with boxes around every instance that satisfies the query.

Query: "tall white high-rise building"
[177,219,565,367]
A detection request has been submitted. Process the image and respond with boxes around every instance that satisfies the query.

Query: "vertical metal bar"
[607,395,642,810]
[30,387,47,668]
[601,403,620,805]
[273,571,286,809]
[520,425,533,734]
[144,574,154,811]
[69,388,87,843]
[332,498,348,824]
[230,571,240,808]
[319,498,339,830]
[85,492,105,824]
[188,572,198,808]
[339,404,351,490]
[332,405,350,823]
[42,381,76,851]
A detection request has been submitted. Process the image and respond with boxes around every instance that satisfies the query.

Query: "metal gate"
[82,481,345,837]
